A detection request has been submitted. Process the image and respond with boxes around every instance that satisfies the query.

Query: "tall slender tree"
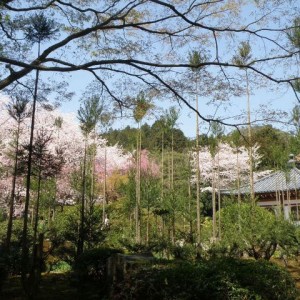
[98,112,112,225]
[52,116,63,221]
[77,95,103,256]
[5,96,30,253]
[165,106,179,244]
[209,121,224,240]
[18,129,64,293]
[233,41,255,203]
[133,92,152,244]
[21,13,58,295]
[189,50,206,247]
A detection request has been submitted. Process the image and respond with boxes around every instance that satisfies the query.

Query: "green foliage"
[103,121,190,152]
[73,247,122,282]
[227,125,290,169]
[0,219,30,248]
[0,220,33,275]
[201,191,213,217]
[0,209,6,223]
[141,172,160,211]
[48,207,79,248]
[24,13,58,44]
[218,203,298,260]
[188,50,206,73]
[6,95,30,123]
[113,258,298,300]
[48,205,105,253]
[50,260,71,273]
[233,41,252,67]
[78,95,104,135]
[288,17,300,49]
[133,91,153,123]
[170,243,197,261]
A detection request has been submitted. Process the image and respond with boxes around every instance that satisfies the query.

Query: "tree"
[233,41,255,203]
[189,50,206,247]
[290,105,300,136]
[77,95,104,256]
[99,113,113,226]
[133,91,153,244]
[220,203,298,261]
[20,13,58,296]
[209,121,224,240]
[17,129,64,293]
[5,95,30,253]
[164,106,179,244]
[0,1,299,130]
[228,125,290,170]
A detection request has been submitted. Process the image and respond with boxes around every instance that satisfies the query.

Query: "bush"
[219,203,298,260]
[170,244,197,261]
[112,258,298,300]
[73,247,122,281]
[72,247,123,297]
[51,260,71,273]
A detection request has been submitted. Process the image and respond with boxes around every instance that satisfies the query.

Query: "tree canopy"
[0,1,300,127]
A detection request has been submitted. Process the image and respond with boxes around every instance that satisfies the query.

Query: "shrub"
[73,247,122,281]
[219,203,298,260]
[72,247,123,297]
[112,258,298,300]
[51,260,71,273]
[170,244,197,261]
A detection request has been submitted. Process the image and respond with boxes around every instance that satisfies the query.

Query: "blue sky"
[58,66,297,139]
[41,1,300,139]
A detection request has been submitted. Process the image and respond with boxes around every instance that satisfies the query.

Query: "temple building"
[222,155,300,222]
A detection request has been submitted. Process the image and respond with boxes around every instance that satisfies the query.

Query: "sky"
[2,1,299,139]
[58,68,297,139]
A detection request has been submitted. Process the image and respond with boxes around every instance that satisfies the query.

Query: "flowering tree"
[0,95,132,212]
[191,142,265,190]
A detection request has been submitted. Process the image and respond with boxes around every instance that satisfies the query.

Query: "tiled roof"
[222,167,300,195]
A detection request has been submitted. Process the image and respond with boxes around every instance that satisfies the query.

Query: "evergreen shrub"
[112,258,298,300]
[73,247,122,282]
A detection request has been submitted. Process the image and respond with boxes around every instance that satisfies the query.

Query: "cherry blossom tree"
[0,94,132,221]
[191,143,265,190]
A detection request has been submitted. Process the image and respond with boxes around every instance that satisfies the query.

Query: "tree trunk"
[6,121,21,252]
[21,65,40,293]
[195,80,201,246]
[246,70,255,204]
[135,124,141,244]
[32,173,42,253]
[102,147,107,224]
[212,158,216,241]
[77,137,88,257]
[28,173,42,299]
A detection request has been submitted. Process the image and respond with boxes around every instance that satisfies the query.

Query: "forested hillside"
[104,122,298,171]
